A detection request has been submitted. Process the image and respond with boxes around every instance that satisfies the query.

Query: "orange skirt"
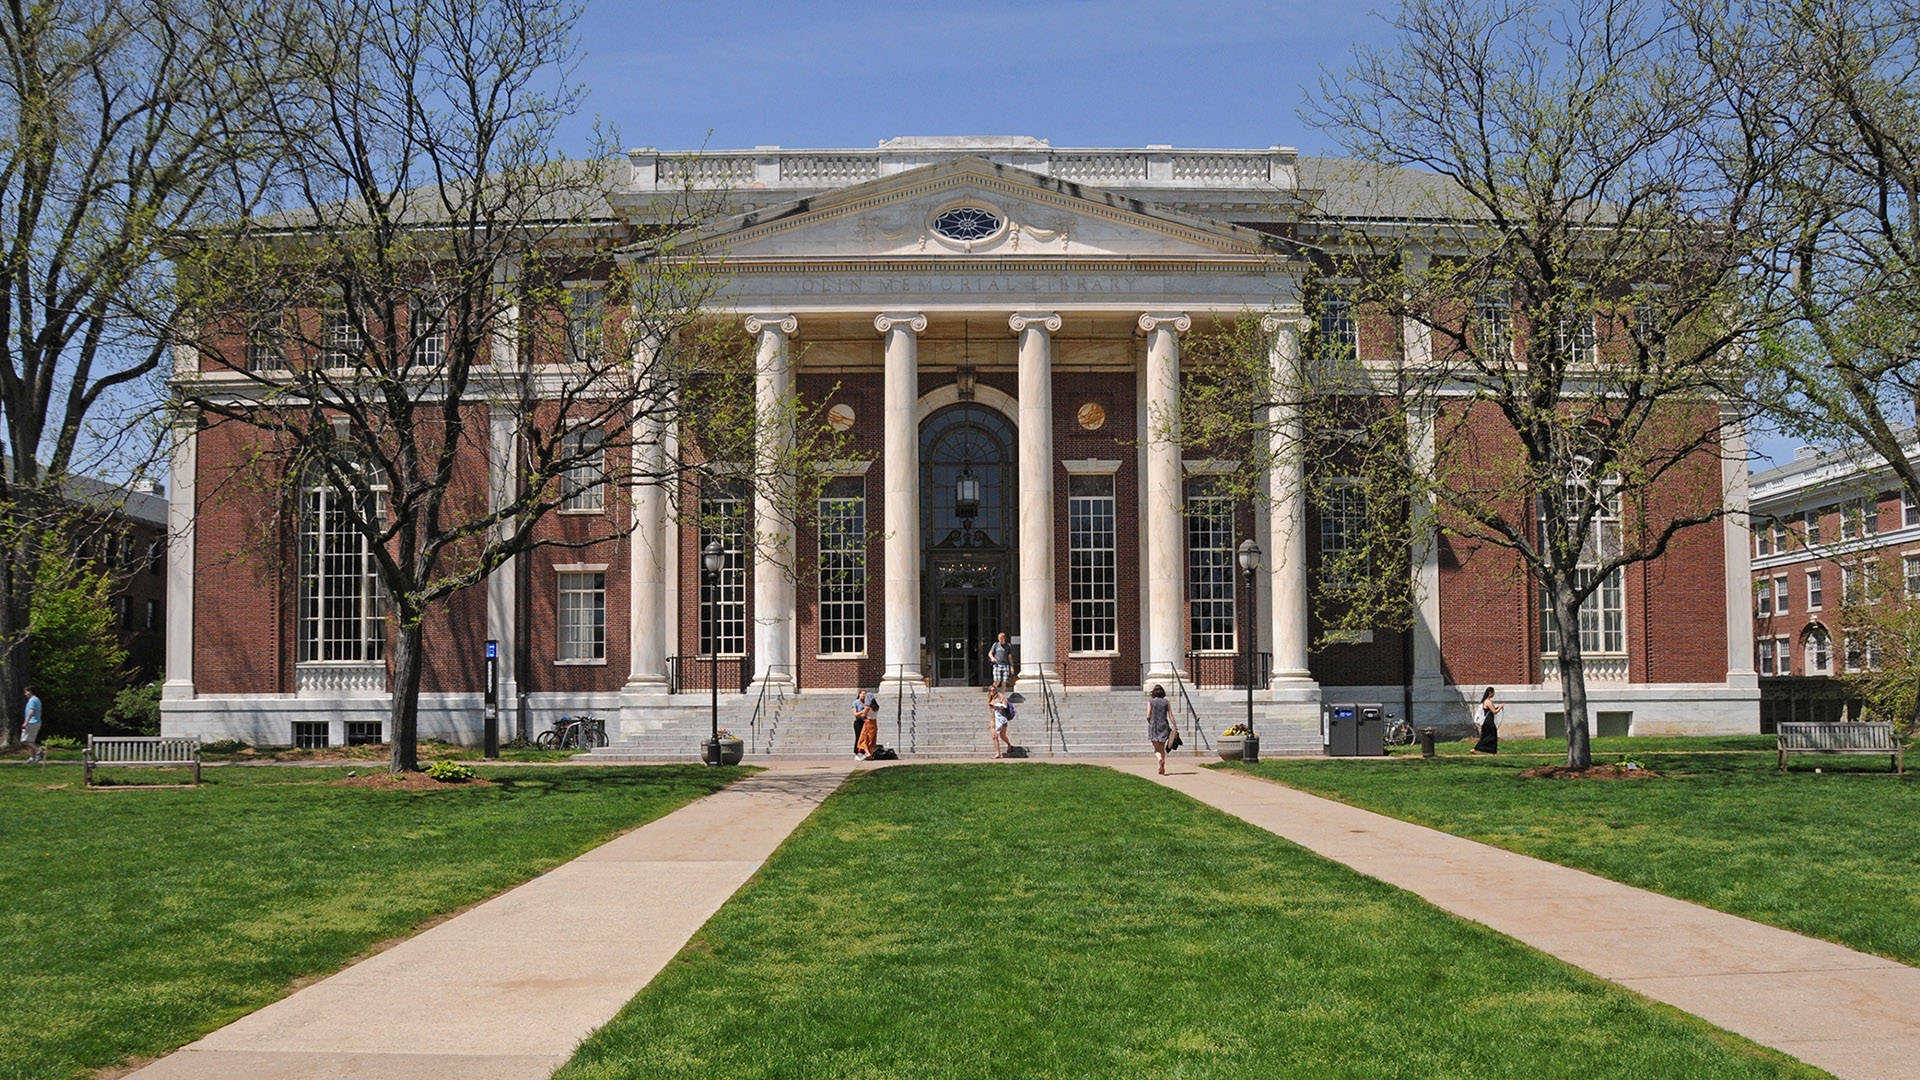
[857,716,879,755]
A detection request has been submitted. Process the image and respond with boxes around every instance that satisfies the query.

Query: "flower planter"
[1217,734,1247,762]
[701,737,746,766]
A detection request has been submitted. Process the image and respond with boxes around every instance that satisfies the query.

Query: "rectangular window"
[292,721,329,749]
[1756,524,1771,557]
[1186,491,1236,653]
[1318,286,1358,365]
[699,493,746,657]
[1068,473,1118,653]
[1476,288,1514,360]
[818,478,866,656]
[1809,628,1832,674]
[1846,633,1881,672]
[1906,491,1919,528]
[322,307,363,368]
[1541,568,1625,654]
[145,599,160,630]
[247,307,285,371]
[1805,509,1821,544]
[560,427,607,511]
[557,571,606,661]
[411,298,445,367]
[1777,636,1792,675]
[566,286,605,361]
[1807,568,1823,610]
[299,480,385,663]
[1905,555,1920,599]
[1633,295,1667,352]
[1558,309,1598,364]
[1757,637,1776,675]
[1774,523,1790,553]
[344,720,383,746]
[1842,499,1878,539]
[1756,579,1772,616]
[1319,482,1367,586]
[1842,565,1862,606]
[1774,574,1789,615]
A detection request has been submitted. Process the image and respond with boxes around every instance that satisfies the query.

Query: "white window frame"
[1774,574,1789,615]
[1186,489,1237,654]
[1317,284,1359,366]
[1806,625,1833,675]
[1319,480,1367,588]
[1558,306,1599,365]
[247,305,286,372]
[1756,525,1772,557]
[565,283,606,362]
[1905,553,1920,600]
[1475,287,1513,360]
[817,479,867,658]
[698,493,747,658]
[559,426,607,512]
[321,306,363,369]
[411,297,446,368]
[1806,568,1823,611]
[1757,637,1776,675]
[1067,471,1118,655]
[298,464,386,664]
[555,567,607,664]
[1906,490,1920,529]
[1756,578,1773,617]
[1805,508,1822,545]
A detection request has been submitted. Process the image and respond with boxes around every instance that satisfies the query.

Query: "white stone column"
[486,411,520,728]
[1722,406,1759,688]
[1140,311,1190,683]
[1408,400,1444,691]
[161,401,197,704]
[1012,312,1060,687]
[625,332,669,693]
[878,312,927,686]
[745,314,798,690]
[1262,311,1315,689]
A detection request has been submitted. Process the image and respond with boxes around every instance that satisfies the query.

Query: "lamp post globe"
[704,539,725,765]
[1238,539,1261,735]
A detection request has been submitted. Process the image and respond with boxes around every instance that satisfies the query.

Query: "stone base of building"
[1333,681,1762,739]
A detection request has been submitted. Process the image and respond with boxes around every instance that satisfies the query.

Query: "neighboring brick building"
[161,138,1758,747]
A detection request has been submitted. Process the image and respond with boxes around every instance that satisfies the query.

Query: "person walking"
[1470,685,1503,755]
[986,632,1013,693]
[1146,684,1173,775]
[988,687,1014,759]
[852,689,873,758]
[22,686,44,764]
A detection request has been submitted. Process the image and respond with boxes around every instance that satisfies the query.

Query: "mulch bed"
[329,772,495,790]
[1518,763,1663,780]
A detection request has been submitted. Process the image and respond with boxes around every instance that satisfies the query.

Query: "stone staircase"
[586,682,1325,762]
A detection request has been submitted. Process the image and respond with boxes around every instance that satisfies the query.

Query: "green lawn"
[1388,734,1787,757]
[558,765,1824,1080]
[1234,751,1920,966]
[0,762,747,1080]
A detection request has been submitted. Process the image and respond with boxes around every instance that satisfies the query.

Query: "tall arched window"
[298,462,385,663]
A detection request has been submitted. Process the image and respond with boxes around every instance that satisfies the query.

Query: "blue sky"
[560,0,1381,156]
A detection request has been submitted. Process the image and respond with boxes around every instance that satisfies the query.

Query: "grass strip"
[559,765,1824,1080]
[0,762,746,1080]
[1236,752,1920,967]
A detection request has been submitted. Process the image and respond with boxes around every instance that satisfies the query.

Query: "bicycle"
[1384,712,1416,747]
[536,715,609,750]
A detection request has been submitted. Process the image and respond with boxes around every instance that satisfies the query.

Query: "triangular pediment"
[656,158,1282,262]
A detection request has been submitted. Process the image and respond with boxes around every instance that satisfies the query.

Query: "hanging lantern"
[955,465,981,523]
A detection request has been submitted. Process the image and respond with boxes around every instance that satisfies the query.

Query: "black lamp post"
[704,539,724,766]
[1238,538,1261,735]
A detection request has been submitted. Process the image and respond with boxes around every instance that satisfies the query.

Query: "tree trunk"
[388,621,425,774]
[1552,581,1593,770]
[0,528,35,747]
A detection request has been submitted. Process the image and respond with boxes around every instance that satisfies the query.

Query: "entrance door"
[935,593,1001,686]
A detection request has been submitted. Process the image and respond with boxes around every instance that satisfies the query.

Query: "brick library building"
[160,138,1760,755]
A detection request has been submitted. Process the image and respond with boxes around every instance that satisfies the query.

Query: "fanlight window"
[931,206,1002,242]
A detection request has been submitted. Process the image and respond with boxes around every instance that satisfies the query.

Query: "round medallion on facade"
[826,403,856,431]
[1077,402,1106,431]
[930,206,1003,243]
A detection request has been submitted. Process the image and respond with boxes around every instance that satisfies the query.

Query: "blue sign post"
[483,638,500,759]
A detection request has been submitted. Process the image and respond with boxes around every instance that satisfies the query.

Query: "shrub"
[40,735,81,749]
[103,679,162,735]
[28,552,130,736]
[424,760,474,783]
[200,739,248,755]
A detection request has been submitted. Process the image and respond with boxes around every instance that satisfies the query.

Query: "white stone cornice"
[743,313,798,336]
[874,312,927,334]
[1137,311,1191,334]
[1008,311,1062,334]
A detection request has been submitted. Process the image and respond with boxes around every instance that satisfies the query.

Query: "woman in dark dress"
[1146,685,1173,774]
[1470,685,1502,754]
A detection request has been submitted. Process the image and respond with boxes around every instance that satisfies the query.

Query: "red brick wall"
[1054,370,1139,686]
[796,375,885,690]
[193,417,290,693]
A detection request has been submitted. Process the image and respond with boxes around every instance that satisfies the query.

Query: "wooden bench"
[84,736,202,786]
[1777,721,1904,773]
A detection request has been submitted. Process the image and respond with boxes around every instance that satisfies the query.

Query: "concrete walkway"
[130,762,852,1080]
[1116,759,1920,1080]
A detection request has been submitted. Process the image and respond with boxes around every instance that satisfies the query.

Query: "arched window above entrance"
[921,404,1017,549]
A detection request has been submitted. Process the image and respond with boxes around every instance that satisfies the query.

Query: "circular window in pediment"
[931,206,1003,243]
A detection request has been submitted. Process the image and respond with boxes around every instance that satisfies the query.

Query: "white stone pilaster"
[625,332,669,693]
[745,314,798,690]
[1722,406,1758,688]
[1012,312,1060,686]
[1408,400,1444,689]
[161,405,197,702]
[486,411,520,724]
[1262,311,1315,689]
[1140,311,1190,683]
[878,312,927,686]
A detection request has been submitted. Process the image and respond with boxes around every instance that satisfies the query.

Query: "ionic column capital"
[874,312,927,334]
[1259,307,1310,335]
[1137,311,1191,334]
[743,313,798,336]
[1009,311,1062,334]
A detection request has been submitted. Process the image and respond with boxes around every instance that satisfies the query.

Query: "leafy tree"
[26,553,130,737]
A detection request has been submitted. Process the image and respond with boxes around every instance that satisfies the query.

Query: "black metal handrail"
[748,665,796,754]
[666,654,750,695]
[1032,663,1066,755]
[886,664,921,755]
[1185,651,1272,691]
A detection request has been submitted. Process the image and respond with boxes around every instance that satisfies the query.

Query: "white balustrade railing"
[1170,153,1270,183]
[297,661,387,694]
[1052,153,1148,182]
[657,156,755,186]
[779,154,880,184]
[1539,654,1630,682]
[629,145,1291,193]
